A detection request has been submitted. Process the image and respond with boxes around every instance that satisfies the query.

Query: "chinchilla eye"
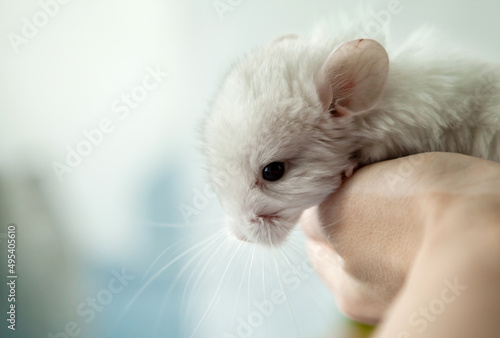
[262,162,285,181]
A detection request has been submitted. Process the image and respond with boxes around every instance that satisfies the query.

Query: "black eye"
[262,162,285,181]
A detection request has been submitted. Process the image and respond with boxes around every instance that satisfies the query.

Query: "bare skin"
[301,152,500,337]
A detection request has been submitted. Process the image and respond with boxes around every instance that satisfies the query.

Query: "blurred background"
[0,0,499,337]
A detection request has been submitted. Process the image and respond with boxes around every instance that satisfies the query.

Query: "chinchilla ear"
[315,39,389,116]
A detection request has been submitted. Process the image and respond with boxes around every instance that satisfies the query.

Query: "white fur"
[203,11,500,245]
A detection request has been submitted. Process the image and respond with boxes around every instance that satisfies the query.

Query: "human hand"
[301,152,499,325]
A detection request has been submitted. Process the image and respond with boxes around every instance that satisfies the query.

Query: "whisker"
[230,242,254,325]
[189,240,245,338]
[271,241,301,338]
[142,229,224,282]
[112,229,226,328]
[182,233,232,323]
[321,216,345,230]
[278,248,335,334]
[151,237,221,336]
[246,245,256,316]
[261,247,269,338]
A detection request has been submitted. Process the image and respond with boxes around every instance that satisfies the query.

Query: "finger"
[300,206,328,243]
[306,238,382,325]
[305,238,342,283]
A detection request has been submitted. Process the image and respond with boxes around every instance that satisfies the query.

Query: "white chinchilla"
[202,11,500,246]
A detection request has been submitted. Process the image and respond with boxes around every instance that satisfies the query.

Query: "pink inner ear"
[318,39,389,116]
